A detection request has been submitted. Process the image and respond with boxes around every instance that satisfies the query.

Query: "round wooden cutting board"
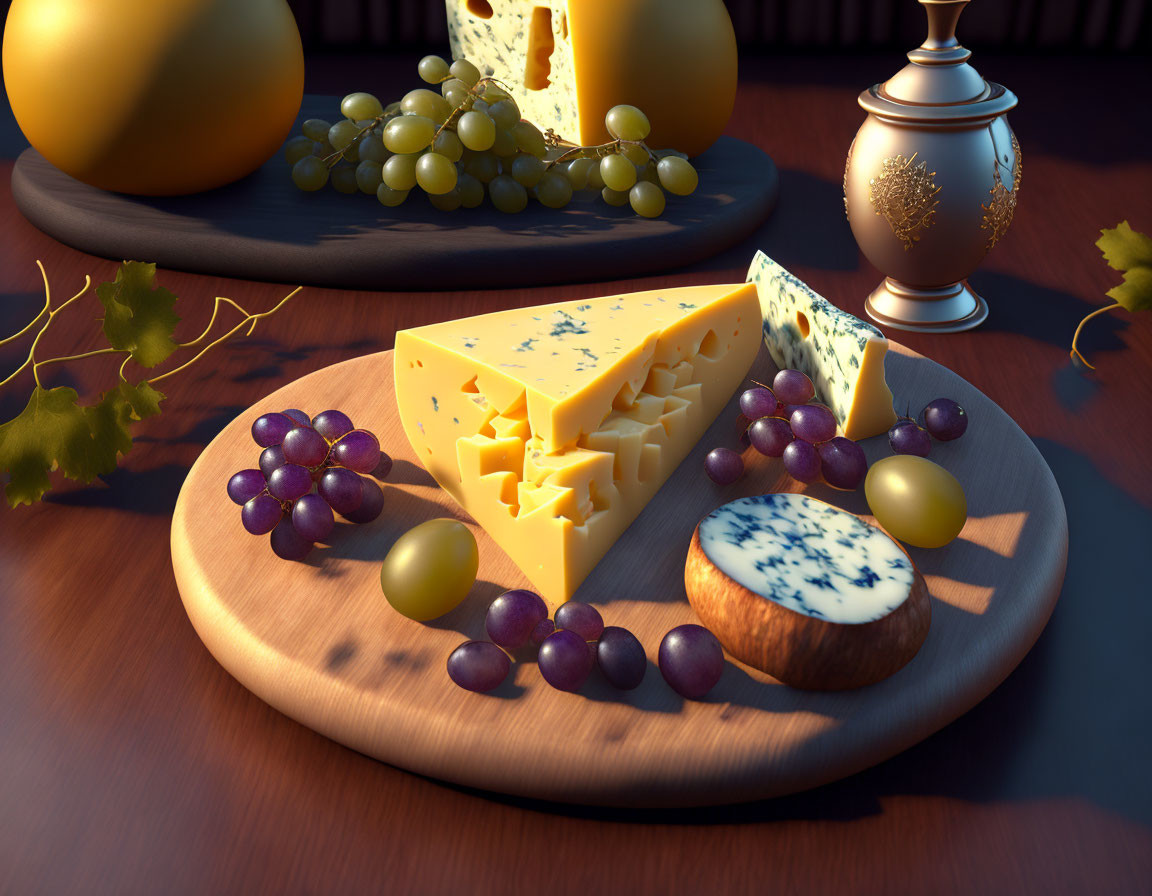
[11,98,778,291]
[171,342,1067,807]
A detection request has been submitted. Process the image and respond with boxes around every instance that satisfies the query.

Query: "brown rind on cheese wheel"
[684,525,930,690]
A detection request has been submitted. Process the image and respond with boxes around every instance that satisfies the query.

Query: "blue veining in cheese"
[747,251,897,440]
[698,494,914,623]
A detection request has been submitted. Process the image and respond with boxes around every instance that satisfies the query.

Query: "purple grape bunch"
[226,408,391,560]
[887,397,969,457]
[448,592,724,700]
[709,367,869,490]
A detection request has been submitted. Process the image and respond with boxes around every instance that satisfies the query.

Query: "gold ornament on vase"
[843,0,1021,333]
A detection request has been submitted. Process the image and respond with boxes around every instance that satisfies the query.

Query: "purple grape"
[270,518,313,560]
[923,398,968,441]
[485,589,549,649]
[242,493,283,535]
[318,467,364,516]
[889,420,931,457]
[789,404,837,443]
[554,601,604,641]
[748,416,794,457]
[267,463,313,502]
[596,626,646,690]
[373,452,394,480]
[658,624,724,699]
[282,425,329,468]
[447,641,512,693]
[704,447,743,485]
[739,387,779,421]
[251,412,294,448]
[332,429,381,474]
[227,469,266,505]
[538,629,595,692]
[281,408,311,426]
[259,444,287,479]
[312,409,355,442]
[817,437,868,490]
[772,368,815,405]
[782,438,820,483]
[292,493,335,542]
[530,618,555,645]
[342,477,384,524]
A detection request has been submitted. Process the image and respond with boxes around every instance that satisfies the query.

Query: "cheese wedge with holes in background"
[394,283,761,606]
[748,251,897,440]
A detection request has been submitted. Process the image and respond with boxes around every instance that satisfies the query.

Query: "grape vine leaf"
[0,382,165,507]
[98,262,182,367]
[1096,221,1152,313]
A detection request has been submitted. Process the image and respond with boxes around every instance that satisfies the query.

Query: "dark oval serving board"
[10,97,778,291]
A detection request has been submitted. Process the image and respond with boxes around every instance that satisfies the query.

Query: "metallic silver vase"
[844,0,1020,333]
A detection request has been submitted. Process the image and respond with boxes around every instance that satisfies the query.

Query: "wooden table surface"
[1,52,1150,894]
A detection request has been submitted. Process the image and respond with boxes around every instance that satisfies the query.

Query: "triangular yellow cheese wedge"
[394,282,761,606]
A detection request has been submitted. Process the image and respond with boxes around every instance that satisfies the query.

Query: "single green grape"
[564,158,595,189]
[284,135,314,166]
[429,186,463,211]
[586,161,606,191]
[341,92,383,121]
[488,174,528,213]
[457,172,485,208]
[311,140,334,159]
[600,154,637,192]
[433,129,464,162]
[401,89,451,124]
[382,152,420,191]
[376,183,409,207]
[488,99,520,130]
[341,140,361,163]
[605,104,651,141]
[638,163,660,184]
[418,54,450,84]
[535,171,573,209]
[481,82,510,103]
[384,101,402,117]
[291,156,329,191]
[601,186,629,207]
[512,120,547,158]
[330,164,359,194]
[629,181,666,217]
[301,118,332,142]
[470,98,491,116]
[464,152,500,184]
[384,115,436,154]
[491,128,518,157]
[657,156,699,195]
[620,143,650,166]
[441,78,468,101]
[510,153,546,187]
[328,119,362,152]
[450,58,482,86]
[443,86,470,109]
[358,134,390,164]
[355,160,384,195]
[457,111,496,151]
[415,152,458,195]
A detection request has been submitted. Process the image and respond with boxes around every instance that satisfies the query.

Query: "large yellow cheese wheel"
[568,0,737,158]
[3,0,304,195]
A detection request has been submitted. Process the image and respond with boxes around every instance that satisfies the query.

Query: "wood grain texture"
[170,342,1066,806]
[10,98,779,291]
[2,53,1151,894]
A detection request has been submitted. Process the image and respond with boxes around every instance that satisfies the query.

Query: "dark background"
[0,0,1148,53]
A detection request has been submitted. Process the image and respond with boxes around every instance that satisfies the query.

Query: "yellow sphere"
[865,455,968,549]
[3,0,304,195]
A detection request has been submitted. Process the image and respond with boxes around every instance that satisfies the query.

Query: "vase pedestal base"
[865,277,988,334]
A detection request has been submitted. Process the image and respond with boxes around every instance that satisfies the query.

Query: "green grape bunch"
[282,55,699,218]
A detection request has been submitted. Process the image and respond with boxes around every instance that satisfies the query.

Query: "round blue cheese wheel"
[697,493,916,624]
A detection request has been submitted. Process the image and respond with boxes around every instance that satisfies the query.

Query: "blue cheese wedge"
[747,252,897,440]
[685,494,930,689]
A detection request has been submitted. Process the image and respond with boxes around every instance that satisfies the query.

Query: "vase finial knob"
[919,0,969,51]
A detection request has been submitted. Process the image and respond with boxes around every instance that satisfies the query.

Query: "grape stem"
[1069,302,1121,370]
[0,263,94,390]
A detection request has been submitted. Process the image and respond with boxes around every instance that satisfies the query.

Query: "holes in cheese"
[394,283,761,605]
[747,251,897,441]
[524,7,554,91]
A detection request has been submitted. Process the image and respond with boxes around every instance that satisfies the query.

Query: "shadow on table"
[429,439,1152,829]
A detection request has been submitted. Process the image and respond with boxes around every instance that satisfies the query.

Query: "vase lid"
[859,0,1017,122]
